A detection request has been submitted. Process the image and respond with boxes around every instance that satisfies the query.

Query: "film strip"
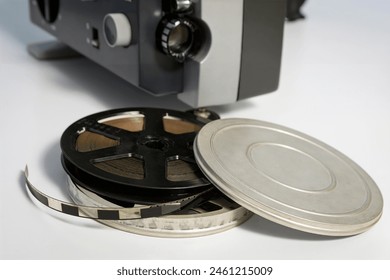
[25,166,252,237]
[24,107,252,237]
[69,178,252,238]
[25,166,214,220]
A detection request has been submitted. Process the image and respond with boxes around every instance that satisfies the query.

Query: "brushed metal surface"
[194,119,383,236]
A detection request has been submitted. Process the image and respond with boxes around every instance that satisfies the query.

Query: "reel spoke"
[60,108,220,205]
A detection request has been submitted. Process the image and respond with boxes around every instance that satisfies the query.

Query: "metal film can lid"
[194,118,383,236]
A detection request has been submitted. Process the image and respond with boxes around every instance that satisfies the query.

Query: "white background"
[1,0,389,260]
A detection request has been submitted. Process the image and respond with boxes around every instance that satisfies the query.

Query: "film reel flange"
[61,108,218,205]
[69,179,253,238]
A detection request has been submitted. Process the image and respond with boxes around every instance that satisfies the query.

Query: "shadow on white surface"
[41,140,69,197]
[19,164,110,231]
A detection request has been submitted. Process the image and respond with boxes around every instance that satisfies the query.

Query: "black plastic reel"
[61,108,220,205]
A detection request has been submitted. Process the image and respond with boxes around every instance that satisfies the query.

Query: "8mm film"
[25,107,384,237]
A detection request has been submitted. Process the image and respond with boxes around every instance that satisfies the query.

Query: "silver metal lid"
[194,118,383,236]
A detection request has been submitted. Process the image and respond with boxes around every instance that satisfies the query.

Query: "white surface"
[0,0,389,259]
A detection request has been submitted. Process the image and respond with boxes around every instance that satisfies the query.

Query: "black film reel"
[61,108,219,205]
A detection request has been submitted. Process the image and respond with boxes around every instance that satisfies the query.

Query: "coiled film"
[24,107,252,237]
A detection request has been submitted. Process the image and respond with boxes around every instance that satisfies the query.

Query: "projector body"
[30,0,285,107]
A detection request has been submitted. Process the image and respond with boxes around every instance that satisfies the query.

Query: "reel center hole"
[143,137,168,151]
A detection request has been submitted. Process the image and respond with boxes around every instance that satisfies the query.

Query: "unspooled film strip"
[24,166,252,237]
[25,166,213,220]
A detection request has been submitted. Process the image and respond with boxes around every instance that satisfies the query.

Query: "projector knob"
[103,14,132,47]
